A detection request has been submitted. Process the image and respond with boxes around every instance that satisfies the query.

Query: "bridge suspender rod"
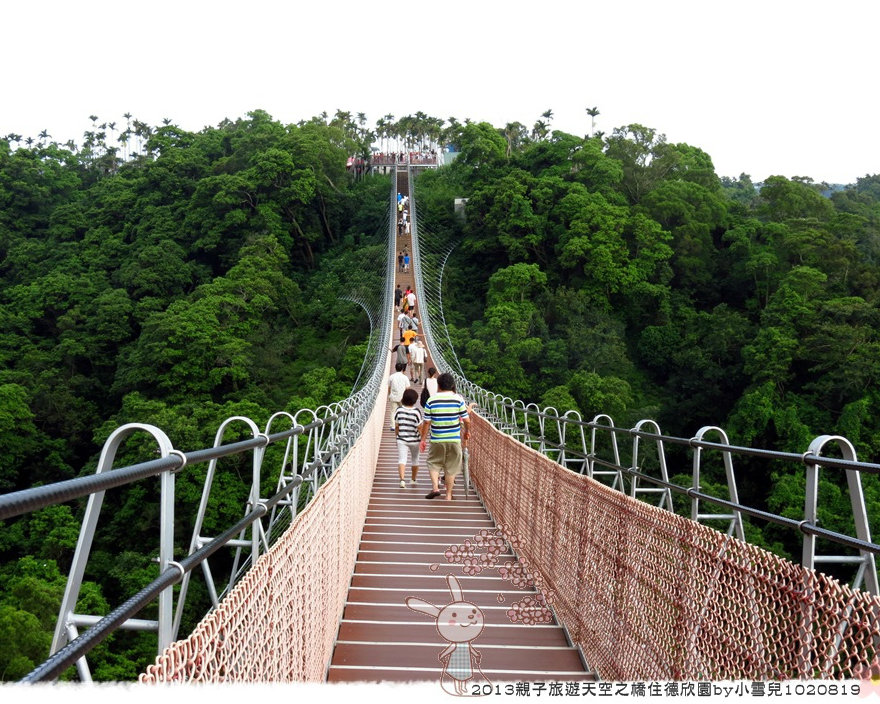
[21,475,303,683]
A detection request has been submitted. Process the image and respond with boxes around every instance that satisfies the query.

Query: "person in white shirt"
[410,340,427,384]
[387,362,410,430]
[397,312,409,340]
[424,367,438,400]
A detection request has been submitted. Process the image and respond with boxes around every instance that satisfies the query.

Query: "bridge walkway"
[326,167,590,683]
[326,397,589,683]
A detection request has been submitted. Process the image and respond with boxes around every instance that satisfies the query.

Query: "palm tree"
[132,119,151,154]
[118,131,130,160]
[375,117,386,152]
[586,106,600,137]
[427,117,444,151]
[444,116,461,151]
[531,119,549,141]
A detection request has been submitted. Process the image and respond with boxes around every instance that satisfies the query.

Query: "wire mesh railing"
[467,412,880,680]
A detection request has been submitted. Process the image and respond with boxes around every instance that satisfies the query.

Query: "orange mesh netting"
[139,391,386,683]
[467,413,880,680]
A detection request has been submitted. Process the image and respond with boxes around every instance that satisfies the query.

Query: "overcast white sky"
[4,0,878,184]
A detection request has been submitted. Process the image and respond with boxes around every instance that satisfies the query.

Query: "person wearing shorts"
[420,372,470,501]
[394,388,422,488]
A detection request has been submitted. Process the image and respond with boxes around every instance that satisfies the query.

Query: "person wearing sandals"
[394,388,422,488]
[420,373,470,501]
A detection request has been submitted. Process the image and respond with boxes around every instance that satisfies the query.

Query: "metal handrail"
[23,475,303,683]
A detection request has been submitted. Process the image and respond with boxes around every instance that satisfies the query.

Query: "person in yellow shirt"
[402,328,420,347]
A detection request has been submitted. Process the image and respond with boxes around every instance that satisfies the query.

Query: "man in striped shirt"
[394,388,423,488]
[419,372,470,500]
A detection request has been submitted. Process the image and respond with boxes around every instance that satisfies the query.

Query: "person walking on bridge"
[410,338,427,384]
[387,361,410,431]
[420,373,470,501]
[394,388,422,488]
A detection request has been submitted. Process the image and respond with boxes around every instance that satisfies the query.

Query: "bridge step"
[330,642,586,681]
[328,354,594,684]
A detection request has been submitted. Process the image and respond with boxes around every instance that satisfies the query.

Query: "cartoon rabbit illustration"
[406,574,489,695]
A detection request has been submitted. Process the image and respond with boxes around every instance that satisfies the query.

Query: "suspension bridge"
[1,163,879,685]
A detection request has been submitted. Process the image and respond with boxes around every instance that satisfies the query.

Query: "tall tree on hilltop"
[586,106,600,137]
[531,119,549,141]
[503,122,527,159]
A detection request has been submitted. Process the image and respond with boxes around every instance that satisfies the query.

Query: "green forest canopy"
[1,109,879,680]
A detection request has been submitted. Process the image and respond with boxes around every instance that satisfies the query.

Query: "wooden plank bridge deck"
[326,402,591,683]
[327,168,590,683]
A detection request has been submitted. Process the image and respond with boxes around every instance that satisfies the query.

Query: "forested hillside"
[0,110,388,679]
[2,108,879,680]
[413,120,880,570]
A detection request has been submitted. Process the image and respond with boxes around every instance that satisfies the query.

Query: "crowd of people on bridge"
[371,150,438,166]
[388,268,470,501]
[397,192,412,239]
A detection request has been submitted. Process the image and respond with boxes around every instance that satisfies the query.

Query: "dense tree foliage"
[0,110,389,679]
[3,105,880,680]
[414,121,880,584]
